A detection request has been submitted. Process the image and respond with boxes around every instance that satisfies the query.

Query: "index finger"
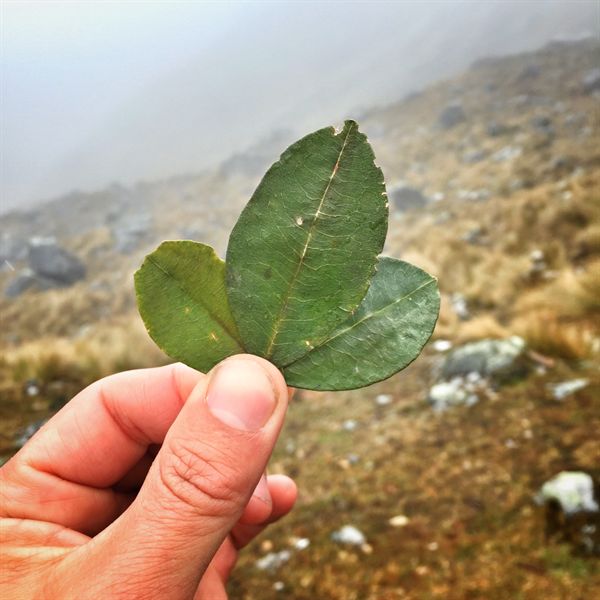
[15,362,203,488]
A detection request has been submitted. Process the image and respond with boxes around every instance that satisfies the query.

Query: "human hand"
[0,355,296,599]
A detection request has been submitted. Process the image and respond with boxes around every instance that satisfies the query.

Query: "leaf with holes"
[226,120,388,365]
[282,258,440,390]
[135,241,243,372]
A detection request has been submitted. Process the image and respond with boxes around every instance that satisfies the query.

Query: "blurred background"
[1,1,599,598]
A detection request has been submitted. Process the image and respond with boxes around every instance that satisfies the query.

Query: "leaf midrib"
[147,254,243,350]
[264,123,356,358]
[283,277,436,369]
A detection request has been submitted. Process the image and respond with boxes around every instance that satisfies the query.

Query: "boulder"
[388,185,429,212]
[441,337,526,380]
[28,238,86,285]
[438,102,466,129]
[537,472,598,515]
[582,68,600,94]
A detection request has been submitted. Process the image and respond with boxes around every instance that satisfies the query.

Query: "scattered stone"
[486,121,511,137]
[438,102,466,129]
[432,339,453,352]
[517,64,541,81]
[389,514,410,528]
[273,581,285,592]
[457,188,490,202]
[255,550,292,572]
[28,238,86,286]
[492,145,522,162]
[375,394,393,406]
[462,226,484,245]
[528,249,547,276]
[462,149,486,164]
[442,337,526,380]
[582,68,600,94]
[388,184,430,212]
[530,115,554,136]
[548,378,589,401]
[331,525,366,546]
[111,214,153,253]
[536,472,598,515]
[451,293,470,321]
[428,378,479,412]
[342,419,358,432]
[24,380,40,397]
[291,537,310,551]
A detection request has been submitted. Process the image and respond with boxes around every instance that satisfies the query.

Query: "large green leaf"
[282,257,440,390]
[134,241,243,372]
[226,120,388,365]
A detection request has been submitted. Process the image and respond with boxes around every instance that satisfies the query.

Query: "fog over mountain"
[2,0,598,212]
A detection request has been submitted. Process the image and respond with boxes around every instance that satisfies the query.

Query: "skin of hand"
[0,355,297,599]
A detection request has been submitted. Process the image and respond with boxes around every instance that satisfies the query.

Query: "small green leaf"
[134,241,243,372]
[282,257,440,390]
[226,120,388,365]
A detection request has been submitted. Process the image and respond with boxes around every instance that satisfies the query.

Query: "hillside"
[1,38,599,598]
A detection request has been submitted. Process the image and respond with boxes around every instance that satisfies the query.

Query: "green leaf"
[134,241,244,372]
[226,120,388,366]
[282,257,440,390]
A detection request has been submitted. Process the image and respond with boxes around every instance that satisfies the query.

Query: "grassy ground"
[229,356,599,599]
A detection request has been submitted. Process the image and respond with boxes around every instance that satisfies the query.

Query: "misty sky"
[2,1,598,212]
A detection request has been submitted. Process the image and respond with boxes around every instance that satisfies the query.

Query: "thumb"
[64,355,288,599]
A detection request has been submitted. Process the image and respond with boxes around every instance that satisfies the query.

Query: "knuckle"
[158,437,245,517]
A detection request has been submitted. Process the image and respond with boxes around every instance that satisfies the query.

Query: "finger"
[58,355,289,599]
[0,364,202,532]
[19,363,203,486]
[233,474,298,548]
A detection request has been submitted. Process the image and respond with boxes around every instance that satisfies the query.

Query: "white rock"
[255,550,292,572]
[375,394,393,406]
[292,537,310,551]
[536,471,599,515]
[432,339,453,352]
[342,419,358,432]
[331,525,366,546]
[548,379,589,400]
[389,514,410,527]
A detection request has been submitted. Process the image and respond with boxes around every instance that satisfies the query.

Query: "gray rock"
[331,525,366,546]
[428,378,478,412]
[582,68,600,94]
[388,185,429,212]
[0,233,28,266]
[112,214,153,253]
[438,102,466,129]
[451,293,470,320]
[486,121,511,137]
[548,378,589,400]
[536,472,598,515]
[462,227,484,245]
[462,149,486,164]
[531,115,554,136]
[517,64,541,81]
[4,269,38,298]
[255,550,291,572]
[28,239,86,285]
[492,145,522,162]
[442,337,526,379]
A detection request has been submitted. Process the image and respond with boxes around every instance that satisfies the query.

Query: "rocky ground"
[1,38,599,598]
